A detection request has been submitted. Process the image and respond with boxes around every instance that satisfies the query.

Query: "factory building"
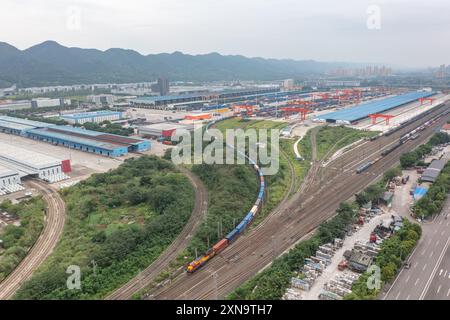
[138,123,193,139]
[0,141,72,194]
[61,110,124,124]
[31,98,64,108]
[0,116,151,157]
[0,100,32,111]
[87,94,117,106]
[0,165,22,195]
[130,87,280,109]
[421,159,446,183]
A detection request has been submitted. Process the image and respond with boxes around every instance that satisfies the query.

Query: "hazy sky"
[0,0,448,68]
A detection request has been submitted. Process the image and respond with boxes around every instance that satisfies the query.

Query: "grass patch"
[315,126,379,161]
[14,156,195,300]
[0,197,46,282]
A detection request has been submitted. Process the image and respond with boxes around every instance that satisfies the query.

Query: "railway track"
[0,180,66,300]
[106,167,208,300]
[149,103,450,300]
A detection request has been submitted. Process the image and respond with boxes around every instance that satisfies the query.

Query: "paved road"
[0,180,66,300]
[383,196,450,300]
[106,167,208,300]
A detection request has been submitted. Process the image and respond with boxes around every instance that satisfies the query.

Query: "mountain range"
[0,41,364,88]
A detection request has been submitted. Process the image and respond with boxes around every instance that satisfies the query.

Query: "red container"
[61,159,72,173]
[162,129,176,138]
[212,239,229,253]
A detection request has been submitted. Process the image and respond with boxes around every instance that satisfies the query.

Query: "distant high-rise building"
[157,77,170,96]
[283,79,295,90]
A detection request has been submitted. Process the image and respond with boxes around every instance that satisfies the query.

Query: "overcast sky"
[0,0,448,68]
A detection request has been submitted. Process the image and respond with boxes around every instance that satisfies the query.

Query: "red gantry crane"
[368,114,395,125]
[233,105,257,117]
[418,97,435,106]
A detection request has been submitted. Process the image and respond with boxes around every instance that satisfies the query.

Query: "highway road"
[383,196,450,300]
[148,102,450,300]
[0,180,66,300]
[106,167,208,300]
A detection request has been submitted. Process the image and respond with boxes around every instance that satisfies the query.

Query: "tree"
[384,167,402,182]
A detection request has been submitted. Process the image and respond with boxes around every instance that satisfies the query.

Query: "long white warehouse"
[0,141,72,194]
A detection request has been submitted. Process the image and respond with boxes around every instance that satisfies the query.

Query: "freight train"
[359,104,449,173]
[186,118,266,273]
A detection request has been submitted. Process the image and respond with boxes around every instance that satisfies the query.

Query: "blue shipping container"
[226,229,239,242]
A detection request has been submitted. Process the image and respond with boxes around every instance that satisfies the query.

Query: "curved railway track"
[106,167,208,300]
[0,180,66,300]
[149,103,450,300]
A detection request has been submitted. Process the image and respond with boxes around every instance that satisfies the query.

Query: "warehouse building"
[27,126,150,157]
[138,123,193,139]
[87,94,116,106]
[316,91,436,124]
[421,159,446,183]
[0,165,23,195]
[0,100,32,111]
[0,116,151,157]
[61,110,124,124]
[130,87,280,109]
[0,141,72,194]
[31,98,64,108]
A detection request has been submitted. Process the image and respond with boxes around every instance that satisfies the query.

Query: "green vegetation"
[383,167,403,183]
[279,139,310,193]
[345,220,421,300]
[14,156,195,299]
[228,202,359,300]
[315,126,379,161]
[0,198,46,282]
[74,121,134,136]
[400,132,450,169]
[215,119,296,225]
[188,164,259,255]
[355,183,385,207]
[413,162,450,218]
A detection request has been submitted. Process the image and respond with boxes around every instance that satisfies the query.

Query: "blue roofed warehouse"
[316,91,436,124]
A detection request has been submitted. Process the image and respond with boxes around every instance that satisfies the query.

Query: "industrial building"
[31,98,65,108]
[138,123,193,139]
[61,110,124,124]
[421,159,447,183]
[316,91,436,123]
[129,87,280,109]
[0,141,72,194]
[0,116,150,157]
[87,94,117,106]
[0,100,32,111]
[0,165,22,195]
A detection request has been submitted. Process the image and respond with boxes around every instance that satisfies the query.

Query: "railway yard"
[145,101,450,300]
[0,85,449,301]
